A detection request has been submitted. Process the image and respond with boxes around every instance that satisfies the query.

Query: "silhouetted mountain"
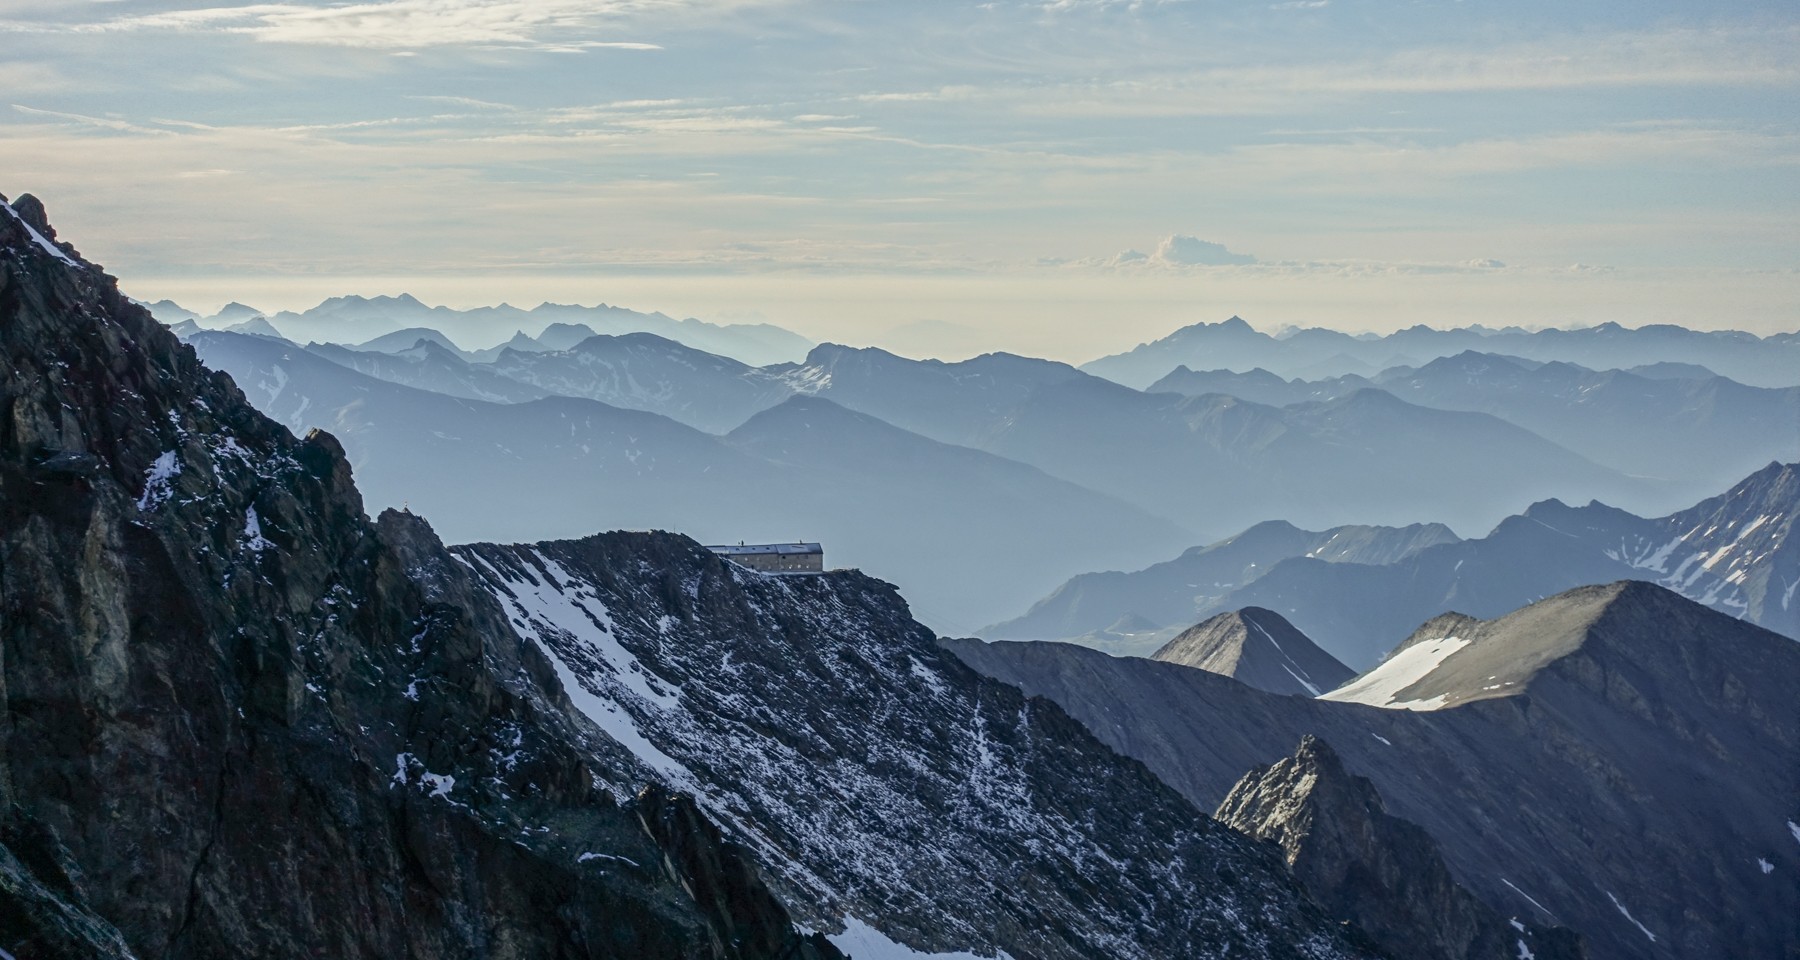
[219,315,286,339]
[1150,352,1800,506]
[1373,352,1800,499]
[468,329,549,362]
[984,519,1458,642]
[264,295,813,366]
[344,325,470,357]
[492,333,792,433]
[1147,364,1371,406]
[306,339,551,403]
[1087,316,1800,389]
[945,582,1800,960]
[720,396,1192,628]
[1628,361,1717,379]
[783,344,1654,537]
[184,333,1188,631]
[208,300,265,324]
[1216,461,1799,667]
[1151,608,1353,696]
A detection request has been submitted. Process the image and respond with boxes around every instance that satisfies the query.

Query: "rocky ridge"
[1218,736,1583,960]
[453,534,1382,960]
[945,582,1800,960]
[0,192,839,958]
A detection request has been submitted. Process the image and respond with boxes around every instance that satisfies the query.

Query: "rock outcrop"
[1218,737,1582,960]
[455,534,1383,959]
[0,192,838,958]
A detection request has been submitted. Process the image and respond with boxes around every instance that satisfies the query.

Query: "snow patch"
[1605,891,1657,942]
[421,772,455,798]
[579,851,639,866]
[1281,663,1322,696]
[242,506,275,552]
[1321,636,1470,710]
[0,199,79,266]
[137,450,181,511]
[824,916,1006,960]
[478,551,692,783]
[1370,733,1393,746]
[1758,858,1773,874]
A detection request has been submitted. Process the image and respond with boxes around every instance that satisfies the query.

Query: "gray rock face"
[453,534,1381,960]
[0,193,837,959]
[1218,737,1583,960]
[1152,608,1353,697]
[945,582,1800,960]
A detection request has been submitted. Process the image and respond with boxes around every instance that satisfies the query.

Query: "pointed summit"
[1217,737,1582,960]
[1324,580,1800,719]
[1152,607,1353,696]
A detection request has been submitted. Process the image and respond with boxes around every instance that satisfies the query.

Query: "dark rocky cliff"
[1218,736,1582,960]
[455,533,1383,960]
[0,193,838,958]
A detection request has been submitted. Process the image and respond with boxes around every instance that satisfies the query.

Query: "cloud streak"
[7,0,773,50]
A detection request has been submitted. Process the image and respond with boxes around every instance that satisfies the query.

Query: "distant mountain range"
[986,519,1458,649]
[946,581,1800,960]
[147,293,815,366]
[1088,314,1800,389]
[184,330,1190,632]
[774,344,1663,538]
[5,191,1384,960]
[1151,350,1800,503]
[994,461,1799,668]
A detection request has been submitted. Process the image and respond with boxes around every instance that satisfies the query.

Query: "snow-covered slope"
[453,533,1376,960]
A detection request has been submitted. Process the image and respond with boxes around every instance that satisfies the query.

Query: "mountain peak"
[1152,607,1353,697]
[11,193,54,239]
[1217,737,1583,960]
[1325,580,1800,717]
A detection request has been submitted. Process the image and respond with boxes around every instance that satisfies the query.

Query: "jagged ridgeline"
[0,196,1383,957]
[0,197,847,956]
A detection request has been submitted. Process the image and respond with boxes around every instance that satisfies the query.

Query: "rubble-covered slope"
[453,535,1380,960]
[0,193,838,958]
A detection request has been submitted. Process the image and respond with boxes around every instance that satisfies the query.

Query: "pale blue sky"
[2,0,1795,358]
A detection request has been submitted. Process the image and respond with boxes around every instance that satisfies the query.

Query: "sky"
[1,0,1795,361]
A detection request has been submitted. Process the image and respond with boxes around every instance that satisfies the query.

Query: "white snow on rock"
[0,200,79,266]
[242,506,274,552]
[823,916,1009,960]
[1605,891,1657,943]
[470,550,693,784]
[137,450,181,511]
[1320,636,1470,710]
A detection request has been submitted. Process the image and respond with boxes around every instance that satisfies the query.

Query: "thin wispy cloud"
[5,0,770,51]
[0,0,1793,347]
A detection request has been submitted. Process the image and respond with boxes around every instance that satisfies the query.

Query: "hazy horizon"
[4,0,1796,360]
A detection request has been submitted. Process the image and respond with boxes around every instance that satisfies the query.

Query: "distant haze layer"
[127,272,1798,365]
